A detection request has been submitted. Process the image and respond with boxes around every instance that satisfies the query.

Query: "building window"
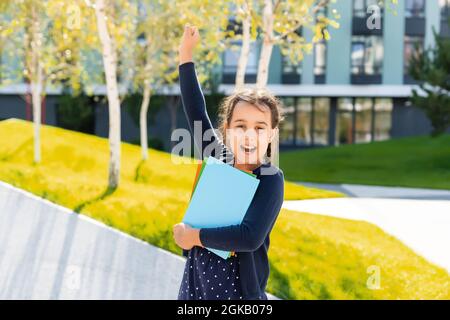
[223,41,258,75]
[313,98,330,145]
[279,97,296,144]
[336,97,393,145]
[282,54,301,75]
[404,35,424,75]
[354,98,373,143]
[314,41,326,77]
[353,0,381,18]
[405,0,425,18]
[296,98,312,145]
[351,35,383,75]
[374,98,393,141]
[335,98,354,145]
[440,0,450,20]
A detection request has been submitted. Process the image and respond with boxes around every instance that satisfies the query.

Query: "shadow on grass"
[268,261,292,300]
[73,186,117,214]
[134,159,147,183]
[0,138,33,162]
[134,159,153,183]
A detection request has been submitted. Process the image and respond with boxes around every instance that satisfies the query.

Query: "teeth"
[241,145,256,152]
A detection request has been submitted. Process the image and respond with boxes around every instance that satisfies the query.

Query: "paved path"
[298,182,450,200]
[283,197,450,273]
[0,181,278,300]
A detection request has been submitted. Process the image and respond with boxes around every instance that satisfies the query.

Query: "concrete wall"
[0,181,185,299]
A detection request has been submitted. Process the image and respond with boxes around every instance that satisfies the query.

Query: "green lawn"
[280,134,450,190]
[1,118,449,299]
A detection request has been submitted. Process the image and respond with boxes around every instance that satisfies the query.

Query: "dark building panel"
[0,95,27,120]
[281,73,301,84]
[221,73,256,84]
[390,98,432,137]
[405,18,426,36]
[352,17,383,36]
[351,74,382,84]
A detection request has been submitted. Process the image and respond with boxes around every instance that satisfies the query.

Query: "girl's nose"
[244,129,257,141]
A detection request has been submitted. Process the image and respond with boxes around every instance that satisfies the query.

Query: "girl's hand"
[179,24,200,65]
[173,222,203,250]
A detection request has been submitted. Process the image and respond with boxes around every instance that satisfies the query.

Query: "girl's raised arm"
[178,25,233,164]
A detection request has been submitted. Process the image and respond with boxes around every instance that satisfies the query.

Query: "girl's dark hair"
[217,87,285,158]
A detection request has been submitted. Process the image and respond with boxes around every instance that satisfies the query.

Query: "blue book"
[182,156,260,259]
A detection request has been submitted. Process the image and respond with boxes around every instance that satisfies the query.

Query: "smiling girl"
[173,25,285,300]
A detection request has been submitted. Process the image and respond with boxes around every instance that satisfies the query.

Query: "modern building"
[219,0,450,149]
[0,0,449,152]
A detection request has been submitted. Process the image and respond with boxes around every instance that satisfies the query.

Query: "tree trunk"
[140,83,151,160]
[257,0,278,167]
[30,3,43,164]
[256,0,274,89]
[235,4,251,90]
[31,62,43,164]
[94,0,121,189]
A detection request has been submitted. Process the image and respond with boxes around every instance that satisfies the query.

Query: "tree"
[170,1,232,152]
[1,0,92,163]
[93,0,122,189]
[131,0,182,160]
[2,0,50,163]
[2,1,63,163]
[234,0,254,90]
[231,0,338,89]
[409,27,450,137]
[78,0,137,189]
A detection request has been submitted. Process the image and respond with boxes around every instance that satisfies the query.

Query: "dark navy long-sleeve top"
[178,61,285,299]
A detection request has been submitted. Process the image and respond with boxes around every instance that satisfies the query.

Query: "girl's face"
[225,101,276,168]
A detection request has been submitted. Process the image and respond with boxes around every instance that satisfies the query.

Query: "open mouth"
[240,145,257,154]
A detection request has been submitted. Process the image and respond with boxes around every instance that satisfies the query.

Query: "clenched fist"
[179,24,200,65]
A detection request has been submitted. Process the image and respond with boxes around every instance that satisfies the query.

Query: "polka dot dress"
[178,246,244,300]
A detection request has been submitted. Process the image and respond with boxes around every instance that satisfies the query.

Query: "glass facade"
[405,0,426,18]
[223,41,258,74]
[279,98,296,144]
[374,98,393,141]
[314,41,327,77]
[404,35,424,74]
[282,54,302,75]
[279,97,333,146]
[334,97,393,146]
[312,98,330,145]
[336,98,354,145]
[353,0,381,18]
[296,98,312,145]
[354,98,373,143]
[280,97,392,147]
[351,35,384,75]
